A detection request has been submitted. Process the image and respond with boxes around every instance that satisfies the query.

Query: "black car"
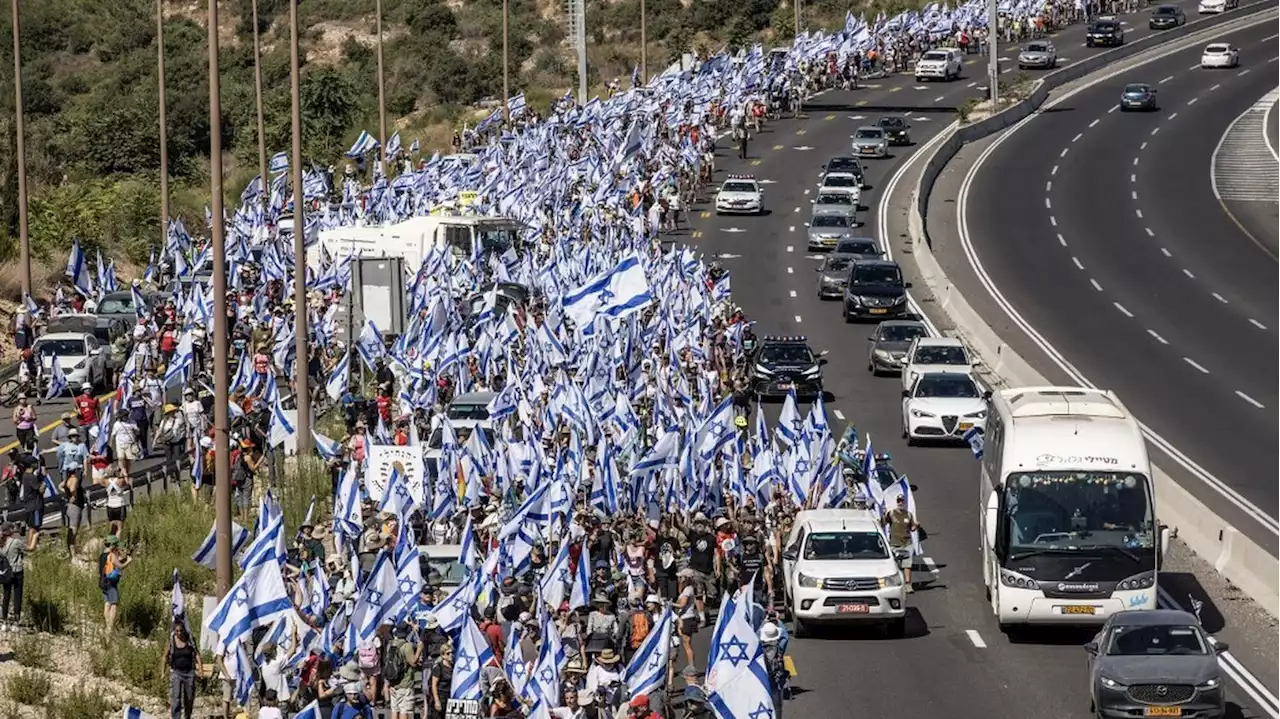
[751,336,827,399]
[876,116,912,146]
[842,259,911,322]
[822,156,866,187]
[1149,4,1186,28]
[1085,19,1125,46]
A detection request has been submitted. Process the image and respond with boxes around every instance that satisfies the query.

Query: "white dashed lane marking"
[794,315,803,323]
[1148,329,1169,344]
[786,245,794,253]
[786,267,794,274]
[1072,132,1083,143]
[1050,215,1058,226]
[1211,292,1228,304]
[789,290,797,298]
[1114,302,1134,318]
[1161,247,1172,257]
[1249,318,1268,330]
[1057,233,1067,246]
[1144,227,1155,237]
[1060,147,1069,158]
[1088,119,1100,128]
[1182,268,1195,279]
[1045,197,1052,209]
[1236,391,1265,409]
[1051,164,1059,175]
[1090,278,1103,291]
[1159,75,1174,84]
[833,409,846,421]
[1184,357,1210,374]
[1072,256,1084,270]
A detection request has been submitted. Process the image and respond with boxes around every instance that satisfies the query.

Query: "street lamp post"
[157,0,170,255]
[290,0,311,455]
[375,0,387,175]
[502,0,510,125]
[988,0,1000,105]
[251,0,268,215]
[639,0,646,85]
[10,0,30,299]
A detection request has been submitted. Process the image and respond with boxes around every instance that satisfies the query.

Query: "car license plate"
[777,382,793,390]
[958,422,973,432]
[861,148,875,154]
[1143,708,1182,717]
[1061,605,1096,615]
[869,308,888,314]
[836,603,869,614]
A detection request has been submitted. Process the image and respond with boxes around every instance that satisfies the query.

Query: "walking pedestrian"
[162,622,203,719]
[0,522,25,631]
[98,535,131,633]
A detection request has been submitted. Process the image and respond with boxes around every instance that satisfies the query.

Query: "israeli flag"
[386,131,402,159]
[356,320,385,371]
[429,570,481,635]
[505,620,528,696]
[267,391,296,449]
[962,425,984,460]
[122,706,157,719]
[163,331,195,387]
[66,240,93,297]
[289,701,324,719]
[313,431,343,460]
[706,584,775,719]
[325,350,350,403]
[353,551,407,639]
[205,556,293,653]
[269,151,289,175]
[43,354,67,400]
[409,138,420,154]
[624,605,673,696]
[345,130,380,158]
[569,538,592,612]
[450,617,496,700]
[561,252,653,331]
[333,461,363,540]
[538,534,573,610]
[191,520,250,570]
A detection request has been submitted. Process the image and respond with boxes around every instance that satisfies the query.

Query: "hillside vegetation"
[0,0,916,289]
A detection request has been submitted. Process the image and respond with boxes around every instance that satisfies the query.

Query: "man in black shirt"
[686,514,718,620]
[737,534,773,606]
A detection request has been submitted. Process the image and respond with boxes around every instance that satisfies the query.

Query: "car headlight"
[891,295,906,304]
[1115,571,1155,591]
[909,408,934,418]
[801,366,821,377]
[878,573,904,588]
[797,573,820,588]
[754,364,773,376]
[74,359,87,369]
[1196,678,1221,690]
[821,276,839,286]
[964,410,987,420]
[998,568,1039,589]
[874,349,892,360]
[845,294,862,306]
[1100,677,1125,690]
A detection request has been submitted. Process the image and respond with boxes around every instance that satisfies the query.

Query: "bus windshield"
[1002,471,1155,554]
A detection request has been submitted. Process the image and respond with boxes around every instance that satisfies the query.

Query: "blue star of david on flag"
[450,594,471,613]
[540,666,555,684]
[398,577,416,596]
[719,635,751,667]
[456,646,475,673]
[232,587,250,607]
[365,588,383,606]
[750,702,774,719]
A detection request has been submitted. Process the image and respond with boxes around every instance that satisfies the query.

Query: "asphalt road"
[962,20,1280,548]
[676,8,1275,719]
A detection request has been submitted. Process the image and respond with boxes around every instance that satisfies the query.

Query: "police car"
[751,335,827,399]
[715,174,765,215]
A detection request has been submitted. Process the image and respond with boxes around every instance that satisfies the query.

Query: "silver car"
[866,319,929,375]
[1018,40,1058,69]
[815,254,855,299]
[811,192,856,217]
[1087,610,1226,719]
[807,212,856,250]
[851,127,889,158]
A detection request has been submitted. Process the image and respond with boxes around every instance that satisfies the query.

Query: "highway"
[675,5,1276,718]
[961,20,1280,554]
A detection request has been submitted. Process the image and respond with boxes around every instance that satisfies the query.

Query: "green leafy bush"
[12,634,52,670]
[45,686,115,719]
[4,669,51,705]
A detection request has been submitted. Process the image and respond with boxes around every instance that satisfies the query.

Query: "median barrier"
[904,0,1280,618]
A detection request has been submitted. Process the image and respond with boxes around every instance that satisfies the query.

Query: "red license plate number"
[836,603,869,614]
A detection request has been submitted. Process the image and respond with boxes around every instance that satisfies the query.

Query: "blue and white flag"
[205,555,293,653]
[962,425,984,460]
[66,240,93,297]
[356,320,386,371]
[325,350,350,402]
[353,550,408,640]
[191,520,249,570]
[624,605,673,696]
[43,355,67,400]
[386,131,402,159]
[313,431,343,460]
[269,151,289,174]
[450,616,496,700]
[561,253,653,330]
[569,539,591,612]
[122,706,157,719]
[706,584,775,719]
[289,701,324,719]
[346,130,380,157]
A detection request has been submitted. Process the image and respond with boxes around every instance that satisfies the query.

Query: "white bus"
[979,387,1170,632]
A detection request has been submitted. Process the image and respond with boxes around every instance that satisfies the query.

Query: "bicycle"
[0,378,21,408]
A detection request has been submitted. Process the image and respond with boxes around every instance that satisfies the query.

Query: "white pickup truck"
[914,48,963,81]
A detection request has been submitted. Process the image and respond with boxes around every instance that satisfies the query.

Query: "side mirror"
[817,358,828,366]
[782,549,797,562]
[867,336,876,341]
[905,281,914,289]
[901,389,910,398]
[1159,524,1171,557]
[972,357,983,367]
[1214,641,1230,654]
[982,390,993,401]
[1084,642,1099,655]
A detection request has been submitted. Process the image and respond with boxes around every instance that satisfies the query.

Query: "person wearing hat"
[157,402,188,484]
[584,647,623,710]
[760,622,788,717]
[330,662,372,719]
[626,693,661,719]
[181,387,207,449]
[882,494,919,592]
[49,410,77,448]
[58,435,88,556]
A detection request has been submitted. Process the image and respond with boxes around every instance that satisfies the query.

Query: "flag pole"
[156,0,170,259]
[10,0,31,299]
[502,0,510,127]
[291,0,312,455]
[251,0,268,219]
[376,0,387,175]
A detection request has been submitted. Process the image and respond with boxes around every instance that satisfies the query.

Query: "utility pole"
[375,0,387,175]
[793,0,801,38]
[208,0,233,600]
[157,0,170,256]
[639,0,646,85]
[988,0,1000,106]
[290,0,311,455]
[502,0,509,125]
[567,0,587,103]
[10,0,30,299]
[251,0,268,220]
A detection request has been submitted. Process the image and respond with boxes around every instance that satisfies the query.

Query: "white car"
[1200,43,1240,67]
[714,175,764,215]
[33,331,107,394]
[424,420,496,479]
[914,48,963,81]
[1198,0,1236,12]
[781,509,908,638]
[817,172,862,206]
[901,371,989,445]
[899,336,978,392]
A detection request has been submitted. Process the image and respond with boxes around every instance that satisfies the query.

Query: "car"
[460,282,529,323]
[415,544,468,590]
[424,420,497,479]
[781,508,908,638]
[1198,0,1237,12]
[1086,18,1125,46]
[811,192,856,217]
[851,127,889,158]
[831,237,881,261]
[94,290,171,343]
[446,391,497,421]
[875,116,912,146]
[714,174,764,215]
[1200,43,1240,67]
[1086,610,1228,719]
[32,331,108,394]
[817,172,863,206]
[1120,83,1159,111]
[823,156,866,187]
[750,335,827,399]
[914,48,963,81]
[900,336,978,392]
[842,259,910,322]
[866,319,930,376]
[816,254,856,299]
[900,371,990,445]
[1149,4,1186,28]
[807,212,857,251]
[1018,40,1058,69]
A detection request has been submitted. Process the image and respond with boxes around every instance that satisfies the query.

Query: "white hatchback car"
[901,371,989,445]
[899,336,977,392]
[33,331,107,395]
[1197,0,1237,12]
[782,509,908,638]
[1200,43,1240,67]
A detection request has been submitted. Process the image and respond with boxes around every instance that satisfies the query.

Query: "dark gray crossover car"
[815,254,855,299]
[866,319,929,375]
[1086,610,1227,719]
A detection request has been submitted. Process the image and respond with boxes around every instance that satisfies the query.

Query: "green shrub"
[44,685,115,719]
[12,634,52,670]
[5,669,51,705]
[86,643,114,679]
[115,636,169,700]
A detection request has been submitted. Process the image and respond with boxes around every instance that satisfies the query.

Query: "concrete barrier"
[905,2,1280,619]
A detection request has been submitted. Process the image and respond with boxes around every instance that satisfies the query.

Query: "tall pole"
[571,0,586,103]
[639,0,646,86]
[793,0,800,38]
[10,0,30,299]
[502,0,509,125]
[251,0,267,218]
[291,0,311,455]
[988,0,999,106]
[208,0,233,599]
[157,0,170,257]
[375,0,387,176]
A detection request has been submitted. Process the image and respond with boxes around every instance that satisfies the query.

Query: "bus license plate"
[1144,708,1182,717]
[869,308,887,315]
[836,603,869,614]
[1061,605,1096,615]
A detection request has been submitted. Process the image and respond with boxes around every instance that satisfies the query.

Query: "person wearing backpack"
[629,595,658,656]
[355,628,383,704]
[0,522,24,632]
[98,535,131,633]
[385,622,422,719]
[759,622,788,718]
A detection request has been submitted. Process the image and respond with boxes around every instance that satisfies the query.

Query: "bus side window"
[981,415,1002,480]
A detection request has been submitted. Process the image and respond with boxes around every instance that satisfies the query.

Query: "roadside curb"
[903,2,1280,621]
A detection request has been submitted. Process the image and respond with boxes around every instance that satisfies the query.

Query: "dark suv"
[842,259,910,322]
[750,336,827,399]
[1085,18,1125,46]
[1149,4,1186,28]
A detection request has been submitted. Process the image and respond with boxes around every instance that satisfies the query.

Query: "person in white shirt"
[256,689,283,719]
[582,648,623,707]
[258,641,290,705]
